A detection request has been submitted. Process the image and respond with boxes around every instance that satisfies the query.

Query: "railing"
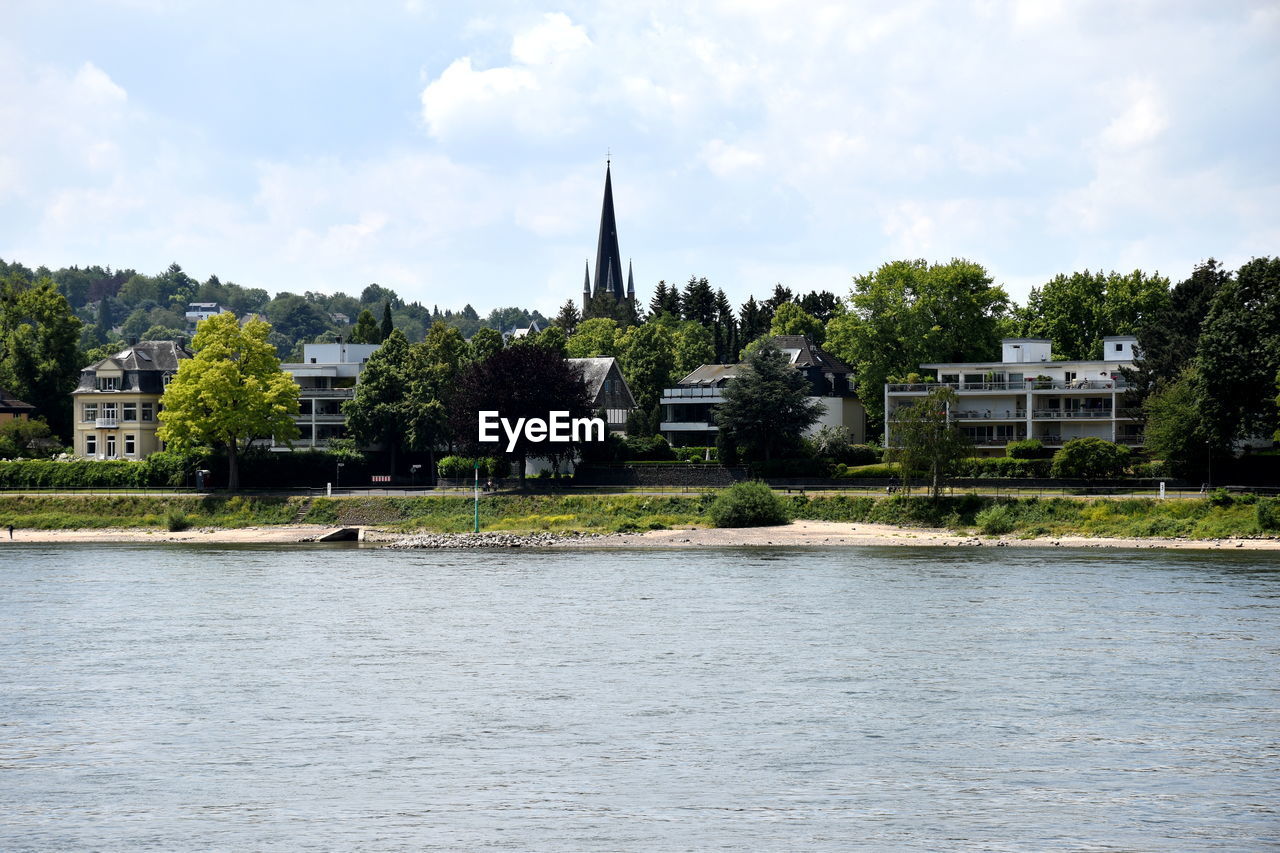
[95,417,118,428]
[659,421,717,431]
[661,387,723,399]
[1032,409,1113,419]
[298,388,356,398]
[951,410,1026,420]
[888,379,1129,393]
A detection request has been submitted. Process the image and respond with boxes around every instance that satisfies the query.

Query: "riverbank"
[0,493,1276,545]
[3,520,1277,551]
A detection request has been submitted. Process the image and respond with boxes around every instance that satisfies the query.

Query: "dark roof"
[675,336,852,386]
[75,340,191,394]
[769,335,853,373]
[567,356,636,408]
[0,388,36,415]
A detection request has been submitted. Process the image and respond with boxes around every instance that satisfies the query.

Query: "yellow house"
[0,388,36,424]
[72,341,190,459]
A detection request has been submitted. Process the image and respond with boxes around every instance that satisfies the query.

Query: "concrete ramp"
[314,527,360,542]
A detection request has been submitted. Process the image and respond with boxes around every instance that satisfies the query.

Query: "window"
[83,403,98,422]
[1115,343,1123,352]
[1064,371,1076,382]
[124,434,136,455]
[123,403,137,421]
[98,376,119,391]
[85,435,97,456]
[106,435,116,458]
[101,403,117,420]
[141,403,154,421]
[163,373,174,386]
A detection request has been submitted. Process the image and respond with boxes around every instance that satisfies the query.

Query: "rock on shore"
[384,531,605,549]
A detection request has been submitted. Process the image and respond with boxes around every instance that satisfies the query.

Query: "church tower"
[583,160,635,313]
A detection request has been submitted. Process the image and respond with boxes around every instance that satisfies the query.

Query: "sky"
[1,0,1277,316]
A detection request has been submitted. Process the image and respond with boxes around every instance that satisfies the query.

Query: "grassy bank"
[0,493,1275,540]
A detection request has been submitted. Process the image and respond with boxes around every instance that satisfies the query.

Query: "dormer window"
[97,376,119,391]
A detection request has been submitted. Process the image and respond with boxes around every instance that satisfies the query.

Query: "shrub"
[709,481,790,528]
[959,457,1052,478]
[1005,439,1048,459]
[622,435,676,461]
[1050,438,1131,480]
[1130,460,1169,479]
[1207,487,1234,507]
[807,426,878,465]
[437,456,502,478]
[164,509,190,532]
[1257,498,1280,532]
[975,503,1016,535]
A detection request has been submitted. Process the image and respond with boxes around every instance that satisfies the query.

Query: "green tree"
[649,280,680,318]
[885,386,971,498]
[0,275,84,438]
[468,327,503,363]
[157,313,300,491]
[141,324,186,342]
[552,299,581,337]
[380,302,394,341]
[1050,437,1131,480]
[826,258,1009,439]
[349,309,380,344]
[672,320,715,376]
[1004,269,1170,361]
[343,330,411,475]
[1195,256,1280,445]
[738,295,768,350]
[715,340,822,462]
[617,322,677,435]
[567,317,621,358]
[680,276,715,327]
[404,323,468,481]
[0,416,59,459]
[1143,369,1211,479]
[1131,259,1227,395]
[769,302,825,344]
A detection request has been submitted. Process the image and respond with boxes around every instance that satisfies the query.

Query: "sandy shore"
[1,520,1277,551]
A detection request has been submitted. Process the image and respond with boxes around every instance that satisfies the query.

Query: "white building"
[277,341,380,450]
[884,336,1142,455]
[184,302,230,326]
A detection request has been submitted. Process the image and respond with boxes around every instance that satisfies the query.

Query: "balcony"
[660,421,718,432]
[951,409,1026,420]
[95,417,118,428]
[1032,409,1114,419]
[888,379,1129,393]
[298,387,356,399]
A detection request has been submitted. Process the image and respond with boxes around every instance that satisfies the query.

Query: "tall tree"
[714,288,737,362]
[672,320,715,377]
[1004,269,1170,361]
[769,302,825,344]
[649,280,680,318]
[617,322,677,437]
[450,345,593,482]
[567,317,621,358]
[348,309,381,344]
[716,340,822,462]
[404,322,468,481]
[738,296,768,350]
[1143,369,1212,479]
[886,385,971,499]
[552,299,581,337]
[380,302,394,342]
[1131,259,1228,396]
[680,276,715,327]
[1195,256,1280,445]
[157,314,299,491]
[343,330,411,474]
[468,327,503,363]
[0,274,84,438]
[799,290,842,324]
[825,259,1009,439]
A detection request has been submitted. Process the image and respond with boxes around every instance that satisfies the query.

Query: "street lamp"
[410,464,422,490]
[336,461,345,492]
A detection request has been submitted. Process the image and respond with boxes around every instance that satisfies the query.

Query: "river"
[1,544,1277,850]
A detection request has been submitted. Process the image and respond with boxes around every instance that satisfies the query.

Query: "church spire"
[592,160,625,301]
[626,259,635,304]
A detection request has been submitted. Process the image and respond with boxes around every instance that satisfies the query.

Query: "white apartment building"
[276,341,380,450]
[884,337,1142,455]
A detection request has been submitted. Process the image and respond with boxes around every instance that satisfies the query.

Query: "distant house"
[0,388,36,423]
[568,357,636,433]
[185,302,230,327]
[72,340,191,459]
[504,320,541,342]
[660,335,866,446]
[276,341,381,450]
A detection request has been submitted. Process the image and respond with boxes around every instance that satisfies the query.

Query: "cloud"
[510,12,590,66]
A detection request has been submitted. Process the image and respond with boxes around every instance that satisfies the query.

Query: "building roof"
[567,356,636,407]
[769,335,853,373]
[75,340,191,393]
[677,363,741,386]
[0,388,36,416]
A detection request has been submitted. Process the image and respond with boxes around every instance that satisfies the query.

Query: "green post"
[474,461,480,533]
